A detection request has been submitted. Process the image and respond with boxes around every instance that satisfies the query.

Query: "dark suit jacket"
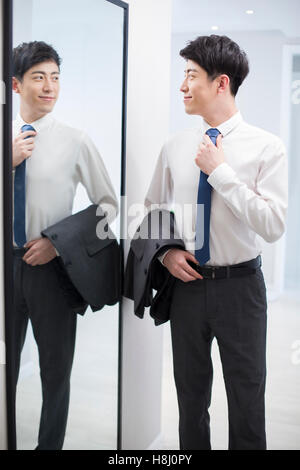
[42,204,121,314]
[123,209,185,325]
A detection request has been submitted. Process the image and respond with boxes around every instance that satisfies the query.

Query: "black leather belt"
[189,255,261,280]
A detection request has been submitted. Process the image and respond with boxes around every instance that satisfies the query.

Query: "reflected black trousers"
[169,268,267,450]
[11,250,77,450]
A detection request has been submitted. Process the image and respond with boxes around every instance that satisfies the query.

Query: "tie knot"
[21,124,36,133]
[205,128,221,139]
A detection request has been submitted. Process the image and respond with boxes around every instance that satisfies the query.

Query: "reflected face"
[180,59,217,116]
[13,60,60,118]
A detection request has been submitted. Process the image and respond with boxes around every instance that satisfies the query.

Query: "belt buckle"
[201,266,216,280]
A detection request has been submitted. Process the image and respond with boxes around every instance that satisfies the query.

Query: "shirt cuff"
[157,249,171,265]
[207,162,236,191]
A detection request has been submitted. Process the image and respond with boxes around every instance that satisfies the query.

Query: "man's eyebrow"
[185,68,199,74]
[31,71,60,75]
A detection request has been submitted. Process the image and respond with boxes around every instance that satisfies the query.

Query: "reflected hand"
[163,248,203,282]
[23,237,57,266]
[13,130,37,168]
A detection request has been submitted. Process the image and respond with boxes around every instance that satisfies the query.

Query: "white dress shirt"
[145,111,288,266]
[13,113,118,246]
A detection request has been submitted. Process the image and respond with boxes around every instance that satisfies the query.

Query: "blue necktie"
[14,124,35,247]
[195,127,221,265]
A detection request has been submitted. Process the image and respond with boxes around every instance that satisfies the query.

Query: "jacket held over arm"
[123,209,185,325]
[42,204,121,314]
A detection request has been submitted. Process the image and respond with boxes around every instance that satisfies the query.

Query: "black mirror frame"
[2,0,128,450]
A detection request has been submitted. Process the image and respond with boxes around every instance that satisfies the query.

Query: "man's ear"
[12,76,21,94]
[217,74,230,94]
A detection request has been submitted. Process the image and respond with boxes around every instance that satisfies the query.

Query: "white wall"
[283,46,300,291]
[0,0,8,451]
[121,0,172,450]
[170,30,288,297]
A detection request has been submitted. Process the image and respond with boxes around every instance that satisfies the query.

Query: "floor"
[16,291,300,450]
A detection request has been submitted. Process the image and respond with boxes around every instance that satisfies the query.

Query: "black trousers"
[11,251,77,450]
[169,268,267,450]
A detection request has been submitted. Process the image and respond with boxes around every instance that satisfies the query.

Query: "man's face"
[13,60,60,118]
[180,59,217,116]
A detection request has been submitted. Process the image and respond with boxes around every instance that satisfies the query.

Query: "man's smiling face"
[13,60,60,119]
[180,59,217,117]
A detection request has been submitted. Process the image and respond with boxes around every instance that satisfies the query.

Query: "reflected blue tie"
[195,127,221,265]
[14,124,35,247]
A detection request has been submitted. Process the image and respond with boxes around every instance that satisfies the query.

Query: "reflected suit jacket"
[123,209,185,325]
[41,204,121,315]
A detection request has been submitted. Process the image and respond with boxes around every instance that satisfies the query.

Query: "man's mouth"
[183,96,192,102]
[39,96,55,101]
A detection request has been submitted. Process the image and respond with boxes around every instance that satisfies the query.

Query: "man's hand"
[23,237,57,266]
[13,130,37,168]
[195,133,224,175]
[163,248,203,282]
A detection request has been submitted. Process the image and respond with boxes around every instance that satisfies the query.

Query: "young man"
[145,35,288,450]
[11,41,118,450]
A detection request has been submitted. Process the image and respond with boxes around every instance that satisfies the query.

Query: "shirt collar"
[15,112,54,133]
[203,110,243,138]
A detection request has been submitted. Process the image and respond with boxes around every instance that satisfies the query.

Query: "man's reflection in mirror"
[11,41,119,450]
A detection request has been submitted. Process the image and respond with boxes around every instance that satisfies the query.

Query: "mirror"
[8,0,127,450]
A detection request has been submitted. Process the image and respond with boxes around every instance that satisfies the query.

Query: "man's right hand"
[163,248,203,282]
[13,130,37,168]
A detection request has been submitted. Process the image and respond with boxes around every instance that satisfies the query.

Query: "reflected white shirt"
[145,111,288,266]
[13,113,118,246]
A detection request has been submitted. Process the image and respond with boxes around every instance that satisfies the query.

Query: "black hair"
[13,41,62,81]
[180,35,249,96]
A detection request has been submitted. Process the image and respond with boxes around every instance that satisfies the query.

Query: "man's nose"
[43,78,54,92]
[180,78,188,93]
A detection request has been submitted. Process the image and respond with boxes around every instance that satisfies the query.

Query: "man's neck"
[203,104,238,128]
[19,107,48,124]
